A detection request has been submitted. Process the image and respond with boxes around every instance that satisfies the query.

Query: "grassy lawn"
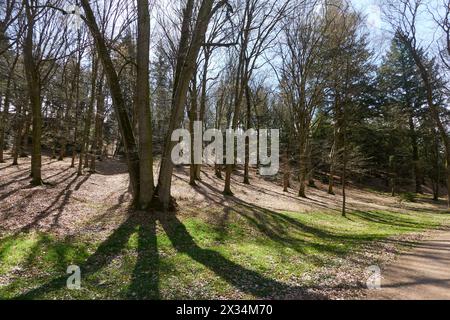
[1,205,449,300]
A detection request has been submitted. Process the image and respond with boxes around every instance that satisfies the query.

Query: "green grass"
[400,192,417,203]
[0,205,449,300]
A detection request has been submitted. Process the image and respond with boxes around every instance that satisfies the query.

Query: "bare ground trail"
[366,229,450,300]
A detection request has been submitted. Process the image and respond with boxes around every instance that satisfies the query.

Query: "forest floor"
[1,153,449,300]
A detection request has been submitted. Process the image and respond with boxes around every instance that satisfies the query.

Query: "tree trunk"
[328,136,336,195]
[78,54,98,176]
[341,108,347,217]
[157,0,217,208]
[136,0,154,209]
[195,50,210,181]
[283,150,290,192]
[71,72,81,169]
[298,136,308,198]
[90,72,105,172]
[189,76,199,186]
[81,0,141,203]
[0,89,6,163]
[408,114,422,194]
[0,50,19,163]
[328,94,342,195]
[307,139,315,187]
[244,84,251,185]
[21,114,30,157]
[224,0,252,196]
[23,3,42,185]
[12,101,23,165]
[399,33,450,207]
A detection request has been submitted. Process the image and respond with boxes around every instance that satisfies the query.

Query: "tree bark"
[157,0,217,208]
[81,0,140,203]
[136,0,154,209]
[23,2,42,185]
[71,67,81,169]
[195,49,210,181]
[12,102,23,165]
[189,77,199,186]
[78,54,98,176]
[0,89,6,163]
[90,72,105,172]
[244,84,251,185]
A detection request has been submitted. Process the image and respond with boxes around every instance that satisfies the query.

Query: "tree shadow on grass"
[18,208,298,299]
[126,214,159,300]
[17,211,159,300]
[158,212,293,298]
[350,211,439,230]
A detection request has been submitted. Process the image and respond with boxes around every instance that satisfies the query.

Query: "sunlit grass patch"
[0,207,448,300]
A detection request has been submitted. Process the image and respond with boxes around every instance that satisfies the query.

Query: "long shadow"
[197,179,436,254]
[350,211,437,230]
[158,212,293,298]
[17,173,78,233]
[126,214,159,300]
[16,207,336,300]
[50,174,92,229]
[0,175,31,190]
[0,168,75,203]
[18,172,92,233]
[18,211,159,300]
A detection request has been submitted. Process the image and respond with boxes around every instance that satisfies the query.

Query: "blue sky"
[350,0,444,59]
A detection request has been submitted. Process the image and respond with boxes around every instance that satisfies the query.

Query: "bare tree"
[23,0,67,185]
[80,0,141,203]
[136,0,154,209]
[277,0,330,198]
[223,0,289,195]
[156,0,231,209]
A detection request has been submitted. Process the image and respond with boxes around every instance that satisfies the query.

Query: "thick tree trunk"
[136,0,154,209]
[157,0,217,208]
[23,4,42,185]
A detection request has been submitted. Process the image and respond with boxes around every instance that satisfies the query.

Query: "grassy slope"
[0,205,449,300]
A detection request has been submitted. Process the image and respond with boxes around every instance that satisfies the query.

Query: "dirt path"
[367,229,450,300]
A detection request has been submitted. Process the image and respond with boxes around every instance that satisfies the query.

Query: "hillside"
[1,154,449,300]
